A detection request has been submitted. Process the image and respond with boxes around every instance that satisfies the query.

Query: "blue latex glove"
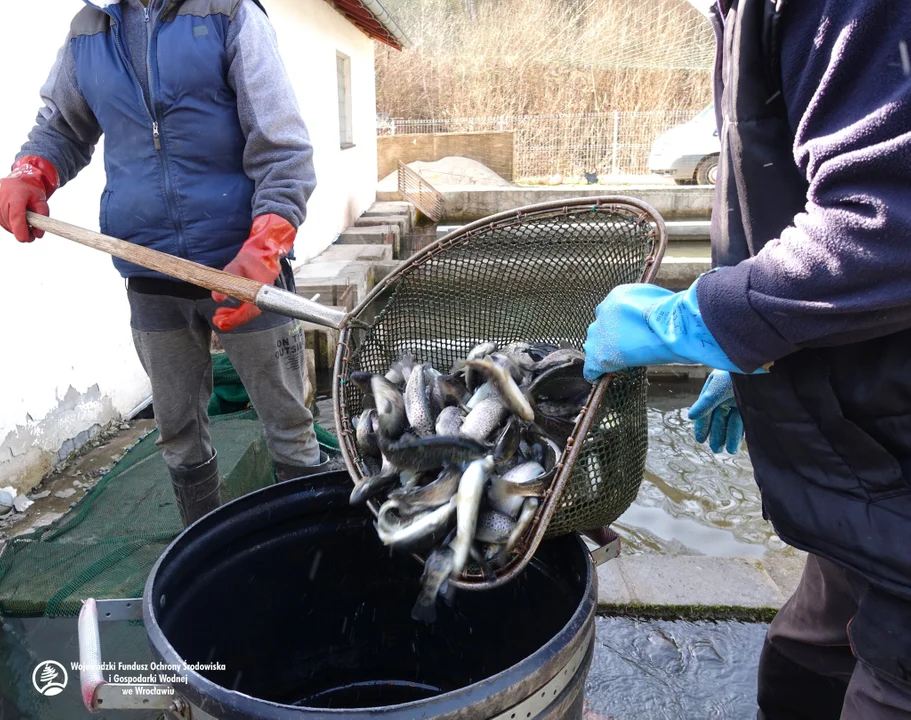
[583,280,744,383]
[688,370,744,454]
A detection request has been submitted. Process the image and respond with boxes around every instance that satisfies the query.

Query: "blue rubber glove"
[688,370,744,454]
[583,280,744,383]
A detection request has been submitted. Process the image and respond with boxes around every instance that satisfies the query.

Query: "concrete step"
[355,214,411,235]
[654,241,711,290]
[337,225,400,247]
[314,244,393,262]
[366,201,414,218]
[294,261,378,310]
[666,220,710,241]
[372,260,401,285]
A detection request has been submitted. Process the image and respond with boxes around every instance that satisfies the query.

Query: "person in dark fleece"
[585,1,911,717]
[0,0,327,527]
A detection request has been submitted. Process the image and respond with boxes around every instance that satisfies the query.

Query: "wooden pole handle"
[25,212,346,330]
[27,212,264,303]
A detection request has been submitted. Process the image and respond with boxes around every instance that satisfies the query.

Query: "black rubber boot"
[273,452,330,482]
[757,639,848,720]
[169,452,221,528]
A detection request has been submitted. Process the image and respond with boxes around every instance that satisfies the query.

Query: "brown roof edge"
[326,0,410,50]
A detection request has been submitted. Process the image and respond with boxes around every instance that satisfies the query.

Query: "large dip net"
[335,197,667,588]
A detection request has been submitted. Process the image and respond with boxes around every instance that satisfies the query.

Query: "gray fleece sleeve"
[17,35,102,185]
[226,1,317,229]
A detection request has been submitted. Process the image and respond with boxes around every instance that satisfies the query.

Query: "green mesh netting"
[208,352,252,416]
[208,352,339,451]
[0,411,273,618]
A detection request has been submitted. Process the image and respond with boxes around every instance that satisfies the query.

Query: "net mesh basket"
[333,197,667,587]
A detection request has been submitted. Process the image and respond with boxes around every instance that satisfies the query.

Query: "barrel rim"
[143,474,597,720]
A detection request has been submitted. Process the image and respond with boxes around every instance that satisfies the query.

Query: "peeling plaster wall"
[0,0,380,493]
[0,5,151,494]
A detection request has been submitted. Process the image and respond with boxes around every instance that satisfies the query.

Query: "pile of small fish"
[347,341,591,622]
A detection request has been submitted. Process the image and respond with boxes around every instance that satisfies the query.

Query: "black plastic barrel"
[143,471,596,719]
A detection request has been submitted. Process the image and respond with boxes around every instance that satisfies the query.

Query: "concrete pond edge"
[596,554,807,622]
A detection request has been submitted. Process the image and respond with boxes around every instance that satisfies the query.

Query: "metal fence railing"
[397,161,445,221]
[377,110,700,179]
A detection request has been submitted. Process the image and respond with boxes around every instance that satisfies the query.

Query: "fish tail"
[411,592,438,623]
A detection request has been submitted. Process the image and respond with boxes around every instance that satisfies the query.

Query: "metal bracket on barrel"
[590,538,621,567]
[78,598,186,715]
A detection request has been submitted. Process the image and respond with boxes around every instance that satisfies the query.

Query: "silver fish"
[532,348,585,374]
[502,350,539,373]
[376,496,458,552]
[527,405,575,444]
[350,468,399,506]
[431,373,468,417]
[474,510,516,544]
[489,460,549,516]
[526,426,562,471]
[405,363,435,437]
[423,365,442,386]
[468,341,499,361]
[451,456,495,577]
[529,362,591,407]
[503,460,548,489]
[464,341,499,391]
[492,416,520,464]
[435,406,465,437]
[412,548,455,623]
[361,456,381,477]
[489,352,524,383]
[487,475,524,518]
[460,397,509,443]
[466,358,534,422]
[371,375,407,440]
[380,434,488,472]
[350,371,375,394]
[390,466,461,510]
[533,400,584,418]
[465,381,494,410]
[506,497,540,552]
[400,468,422,493]
[384,353,415,386]
[355,409,380,458]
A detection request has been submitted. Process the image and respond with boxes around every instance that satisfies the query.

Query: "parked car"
[648,104,720,185]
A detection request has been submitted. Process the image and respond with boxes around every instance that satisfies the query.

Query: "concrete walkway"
[597,553,806,620]
[378,184,714,222]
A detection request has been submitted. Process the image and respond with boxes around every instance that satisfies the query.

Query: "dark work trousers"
[127,261,320,471]
[758,554,911,719]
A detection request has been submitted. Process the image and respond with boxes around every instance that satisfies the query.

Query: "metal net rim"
[332,196,668,590]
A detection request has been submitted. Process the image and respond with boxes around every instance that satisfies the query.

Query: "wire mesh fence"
[377,110,700,180]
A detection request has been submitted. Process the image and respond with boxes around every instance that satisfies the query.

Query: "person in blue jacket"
[0,0,326,526]
[584,1,911,717]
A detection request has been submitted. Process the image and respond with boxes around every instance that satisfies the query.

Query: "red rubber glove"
[212,214,297,332]
[0,156,59,242]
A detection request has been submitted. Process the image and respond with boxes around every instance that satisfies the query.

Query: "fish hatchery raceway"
[0,179,800,719]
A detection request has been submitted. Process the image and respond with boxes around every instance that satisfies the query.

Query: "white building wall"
[0,0,380,492]
[269,0,379,263]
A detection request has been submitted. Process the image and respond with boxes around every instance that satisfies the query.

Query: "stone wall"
[378,131,515,182]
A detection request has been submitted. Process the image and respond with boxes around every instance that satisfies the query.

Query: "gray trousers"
[128,283,319,471]
[759,554,911,719]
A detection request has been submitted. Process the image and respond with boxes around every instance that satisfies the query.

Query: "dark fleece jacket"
[697,0,911,373]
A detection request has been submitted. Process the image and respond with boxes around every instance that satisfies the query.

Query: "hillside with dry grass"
[376,0,715,120]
